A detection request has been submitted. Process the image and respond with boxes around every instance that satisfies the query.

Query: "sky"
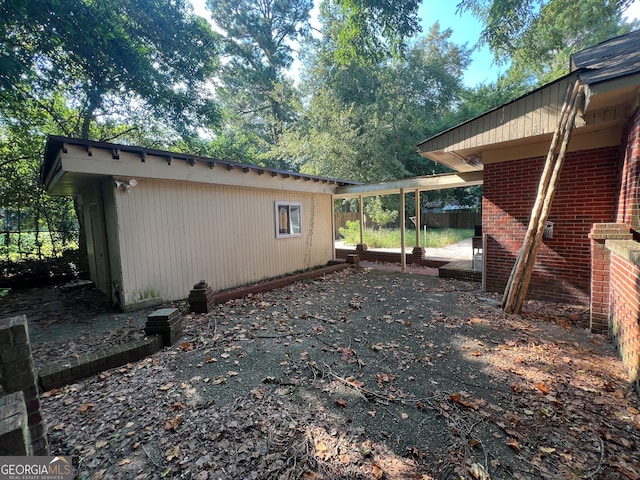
[190,0,640,88]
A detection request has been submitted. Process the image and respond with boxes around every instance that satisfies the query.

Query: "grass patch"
[339,221,473,248]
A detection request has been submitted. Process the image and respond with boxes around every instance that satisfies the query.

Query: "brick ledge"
[605,239,640,266]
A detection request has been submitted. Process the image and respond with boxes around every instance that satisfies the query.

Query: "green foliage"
[0,288,10,298]
[207,0,311,156]
[329,0,422,63]
[278,23,471,183]
[1,0,225,263]
[2,0,222,139]
[457,0,639,85]
[339,221,473,248]
[364,197,398,229]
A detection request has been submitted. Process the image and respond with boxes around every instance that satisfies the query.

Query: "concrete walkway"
[335,237,473,260]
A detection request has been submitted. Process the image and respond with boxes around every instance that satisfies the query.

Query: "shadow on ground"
[9,268,639,479]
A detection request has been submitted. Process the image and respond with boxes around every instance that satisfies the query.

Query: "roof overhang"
[42,136,358,196]
[334,170,483,199]
[418,69,640,171]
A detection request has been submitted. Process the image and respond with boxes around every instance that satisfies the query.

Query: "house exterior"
[418,30,640,389]
[42,136,355,310]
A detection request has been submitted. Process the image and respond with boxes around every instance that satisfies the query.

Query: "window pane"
[290,205,301,234]
[278,205,290,234]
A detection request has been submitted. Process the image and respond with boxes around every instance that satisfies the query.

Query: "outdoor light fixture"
[114,178,138,192]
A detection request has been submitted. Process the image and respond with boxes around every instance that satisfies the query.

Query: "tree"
[277,23,472,183]
[1,0,222,140]
[330,0,422,63]
[457,0,639,84]
[206,0,312,166]
[1,0,223,261]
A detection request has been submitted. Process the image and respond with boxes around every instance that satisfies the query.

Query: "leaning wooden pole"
[503,79,584,313]
[501,81,579,307]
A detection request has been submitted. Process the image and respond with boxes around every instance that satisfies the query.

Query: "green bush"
[339,221,473,248]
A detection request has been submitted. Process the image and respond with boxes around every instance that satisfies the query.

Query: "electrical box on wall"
[544,221,554,240]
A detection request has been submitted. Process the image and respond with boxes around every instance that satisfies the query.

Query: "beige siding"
[112,179,334,306]
[421,76,576,153]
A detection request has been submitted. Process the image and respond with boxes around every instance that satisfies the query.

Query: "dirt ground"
[2,267,640,480]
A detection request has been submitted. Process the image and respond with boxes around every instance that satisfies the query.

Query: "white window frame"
[275,201,302,238]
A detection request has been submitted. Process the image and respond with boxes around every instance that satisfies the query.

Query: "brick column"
[0,315,48,455]
[411,246,425,264]
[589,224,633,332]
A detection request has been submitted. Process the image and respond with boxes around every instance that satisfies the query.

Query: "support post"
[357,195,366,252]
[415,190,421,247]
[400,188,406,272]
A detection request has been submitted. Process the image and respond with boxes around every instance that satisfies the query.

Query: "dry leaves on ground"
[38,268,640,480]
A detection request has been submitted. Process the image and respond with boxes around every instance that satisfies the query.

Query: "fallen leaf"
[165,414,182,431]
[158,382,174,391]
[449,393,479,410]
[169,402,187,412]
[372,464,384,479]
[178,341,197,351]
[335,399,348,408]
[93,470,106,480]
[302,473,319,480]
[469,462,490,480]
[41,388,59,398]
[95,440,108,449]
[346,376,364,388]
[165,445,181,461]
[511,383,524,393]
[506,437,520,452]
[540,447,556,454]
[536,382,550,394]
[78,403,94,413]
[401,412,409,420]
[117,458,131,466]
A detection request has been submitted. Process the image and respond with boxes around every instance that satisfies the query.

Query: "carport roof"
[334,170,483,198]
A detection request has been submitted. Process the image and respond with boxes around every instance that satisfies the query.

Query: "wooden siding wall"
[112,179,334,306]
[483,146,620,303]
[425,77,576,153]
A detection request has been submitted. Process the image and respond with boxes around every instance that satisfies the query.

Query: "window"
[275,202,302,238]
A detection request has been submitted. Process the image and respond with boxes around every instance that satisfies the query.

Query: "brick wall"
[617,108,640,229]
[607,242,640,396]
[483,146,620,303]
[0,315,48,455]
[604,108,640,396]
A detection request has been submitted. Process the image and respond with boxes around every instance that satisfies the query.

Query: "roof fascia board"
[44,135,357,188]
[57,145,343,195]
[334,171,483,198]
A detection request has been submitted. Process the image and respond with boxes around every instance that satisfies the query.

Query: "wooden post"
[502,79,584,313]
[415,190,421,247]
[400,189,406,272]
[358,195,364,246]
